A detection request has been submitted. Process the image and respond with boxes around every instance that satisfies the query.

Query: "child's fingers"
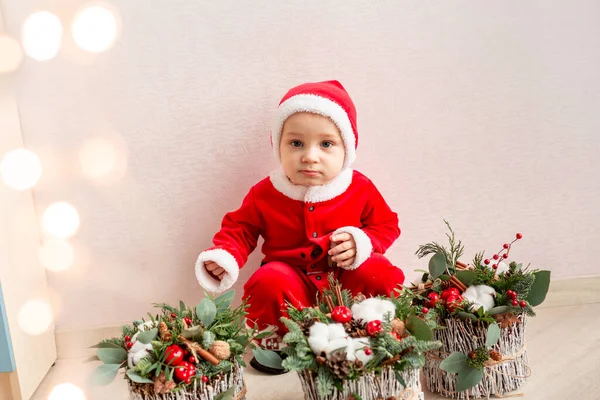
[332,248,356,262]
[329,240,354,256]
[331,232,352,244]
[205,261,220,271]
[336,257,355,268]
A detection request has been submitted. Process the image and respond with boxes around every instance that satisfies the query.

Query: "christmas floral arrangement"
[89,291,252,400]
[411,222,551,399]
[279,276,442,400]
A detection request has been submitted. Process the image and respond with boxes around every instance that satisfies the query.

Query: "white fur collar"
[268,168,353,203]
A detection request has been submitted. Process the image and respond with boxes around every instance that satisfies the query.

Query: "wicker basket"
[297,367,424,400]
[424,317,528,399]
[128,361,246,400]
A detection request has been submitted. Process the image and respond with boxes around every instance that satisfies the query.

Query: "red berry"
[426,292,441,307]
[164,344,185,366]
[391,331,402,340]
[171,313,176,318]
[493,254,499,260]
[185,377,192,384]
[506,290,513,297]
[202,375,209,383]
[512,300,518,306]
[516,233,523,239]
[366,320,383,337]
[502,253,508,259]
[422,307,429,314]
[331,306,353,323]
[503,244,509,249]
[174,365,190,382]
[364,348,372,355]
[124,335,131,342]
[519,301,527,308]
[441,287,460,300]
[126,341,133,349]
[492,264,498,270]
[184,317,192,325]
[188,356,196,363]
[484,259,490,265]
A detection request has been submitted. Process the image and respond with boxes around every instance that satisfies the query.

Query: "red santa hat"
[271,80,358,170]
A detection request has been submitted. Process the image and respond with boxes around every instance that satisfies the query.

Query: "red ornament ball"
[441,287,460,300]
[445,295,463,312]
[188,356,197,364]
[164,344,185,366]
[331,306,353,323]
[366,320,383,337]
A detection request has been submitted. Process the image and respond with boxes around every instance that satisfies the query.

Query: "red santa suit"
[195,80,405,349]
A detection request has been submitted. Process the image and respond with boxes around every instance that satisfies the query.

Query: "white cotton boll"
[325,338,350,360]
[129,340,149,353]
[495,261,509,275]
[463,285,496,312]
[351,298,396,323]
[328,323,347,340]
[352,338,374,364]
[308,322,330,354]
[132,348,150,365]
[131,320,156,342]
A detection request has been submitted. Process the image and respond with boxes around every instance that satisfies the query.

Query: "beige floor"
[31,301,600,400]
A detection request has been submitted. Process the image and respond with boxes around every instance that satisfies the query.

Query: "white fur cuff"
[332,226,373,270]
[195,248,240,294]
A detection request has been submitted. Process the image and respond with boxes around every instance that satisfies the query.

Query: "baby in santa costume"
[195,80,405,373]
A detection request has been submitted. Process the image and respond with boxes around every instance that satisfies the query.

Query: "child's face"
[280,112,346,186]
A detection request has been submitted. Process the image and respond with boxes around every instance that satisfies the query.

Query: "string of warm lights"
[1,3,122,399]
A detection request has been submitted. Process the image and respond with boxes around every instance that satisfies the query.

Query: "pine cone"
[153,372,176,394]
[326,352,352,380]
[298,315,317,336]
[489,350,502,362]
[158,322,171,341]
[345,319,367,338]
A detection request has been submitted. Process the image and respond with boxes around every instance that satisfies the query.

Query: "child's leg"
[338,253,405,297]
[243,261,317,350]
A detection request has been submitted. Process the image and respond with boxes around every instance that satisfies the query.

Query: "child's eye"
[321,141,334,148]
[290,140,303,148]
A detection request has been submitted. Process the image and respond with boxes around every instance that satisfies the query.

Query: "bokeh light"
[42,202,80,238]
[22,11,63,61]
[48,383,86,400]
[39,239,74,272]
[79,134,128,184]
[72,5,118,53]
[0,148,43,190]
[0,35,24,73]
[18,299,53,335]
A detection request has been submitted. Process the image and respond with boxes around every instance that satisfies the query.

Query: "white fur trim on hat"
[268,167,353,203]
[195,248,239,294]
[332,226,373,270]
[273,94,357,170]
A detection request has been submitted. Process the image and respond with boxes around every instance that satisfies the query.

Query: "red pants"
[242,254,405,349]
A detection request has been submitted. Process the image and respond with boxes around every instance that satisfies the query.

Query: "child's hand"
[328,233,357,268]
[204,261,226,281]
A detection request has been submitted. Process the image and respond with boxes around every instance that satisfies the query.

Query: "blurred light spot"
[0,35,24,73]
[18,299,53,335]
[42,202,80,238]
[48,383,86,400]
[1,148,43,190]
[39,239,74,272]
[72,5,118,53]
[22,11,63,61]
[79,134,128,184]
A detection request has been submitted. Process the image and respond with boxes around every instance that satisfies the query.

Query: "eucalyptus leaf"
[179,300,186,313]
[252,348,283,369]
[215,385,236,400]
[90,363,121,386]
[429,253,448,279]
[405,315,433,341]
[182,325,204,340]
[457,311,477,321]
[488,306,509,315]
[456,366,484,392]
[137,328,158,345]
[196,298,217,327]
[439,352,468,373]
[89,342,123,349]
[214,290,235,312]
[439,274,452,281]
[455,270,475,286]
[486,323,501,348]
[527,270,551,307]
[126,370,153,383]
[97,347,127,364]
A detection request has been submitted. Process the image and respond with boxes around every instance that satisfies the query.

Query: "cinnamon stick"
[335,285,344,306]
[325,295,335,313]
[181,338,220,365]
[455,260,468,270]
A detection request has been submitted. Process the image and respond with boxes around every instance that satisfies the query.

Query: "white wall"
[2,0,599,331]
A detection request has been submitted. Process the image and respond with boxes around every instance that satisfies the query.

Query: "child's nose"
[301,146,319,163]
